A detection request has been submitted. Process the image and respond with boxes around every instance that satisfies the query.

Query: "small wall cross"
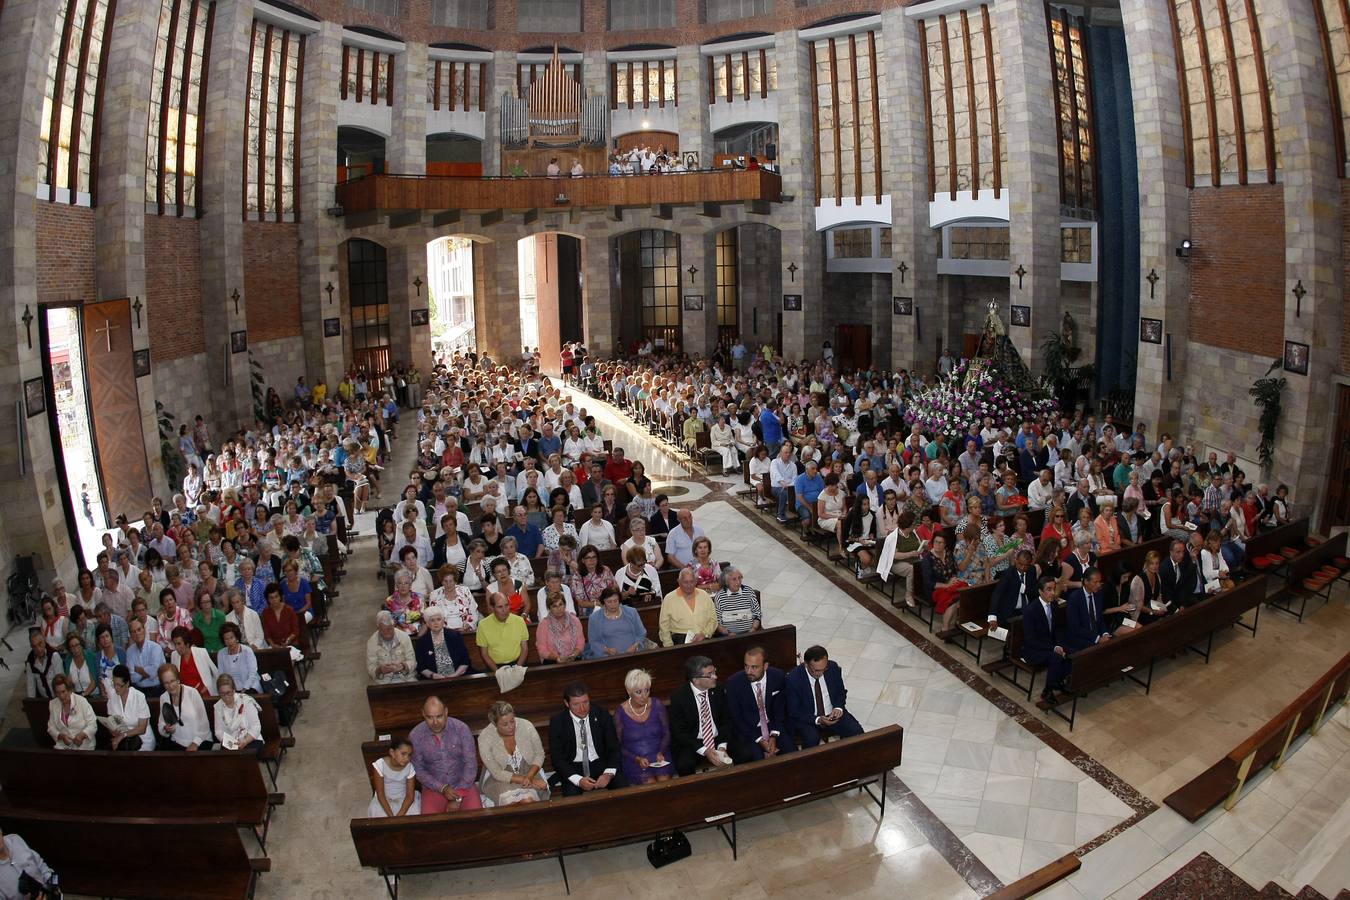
[1146,269,1160,299]
[1014,265,1027,290]
[231,288,241,315]
[787,262,798,282]
[896,261,909,284]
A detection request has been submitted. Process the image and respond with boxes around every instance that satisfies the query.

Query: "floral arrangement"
[905,359,1056,435]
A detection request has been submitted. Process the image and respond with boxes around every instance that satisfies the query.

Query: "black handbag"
[646,830,691,869]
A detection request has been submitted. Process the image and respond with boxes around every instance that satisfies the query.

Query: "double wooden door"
[81,299,151,522]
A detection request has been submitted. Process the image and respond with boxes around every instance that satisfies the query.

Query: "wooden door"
[834,324,871,370]
[961,333,981,361]
[1321,384,1350,533]
[83,299,151,521]
[533,234,562,376]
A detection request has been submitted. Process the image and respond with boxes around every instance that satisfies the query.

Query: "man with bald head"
[409,695,482,813]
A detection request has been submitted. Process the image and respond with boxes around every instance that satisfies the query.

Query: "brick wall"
[243,222,303,343]
[1188,184,1285,359]
[35,202,95,303]
[144,215,205,362]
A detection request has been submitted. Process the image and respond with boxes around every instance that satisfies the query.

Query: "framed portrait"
[410,308,430,327]
[1139,317,1164,345]
[1284,340,1309,376]
[1010,305,1031,327]
[323,317,342,338]
[133,349,151,378]
[23,377,45,418]
[782,294,803,312]
[682,151,700,170]
[682,294,704,311]
[892,296,913,316]
[230,330,248,354]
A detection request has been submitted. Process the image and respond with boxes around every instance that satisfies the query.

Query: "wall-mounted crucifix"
[686,265,698,285]
[896,261,909,284]
[231,288,241,315]
[132,296,143,329]
[787,262,798,282]
[325,282,335,305]
[413,276,423,297]
[21,305,33,349]
[1146,269,1160,299]
[1013,264,1027,290]
[1292,280,1306,317]
[93,316,118,352]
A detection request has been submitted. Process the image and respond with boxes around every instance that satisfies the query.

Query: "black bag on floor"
[646,831,691,869]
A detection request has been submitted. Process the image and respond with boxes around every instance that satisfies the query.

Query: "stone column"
[388,42,427,174]
[774,31,824,361]
[0,0,77,580]
[95,0,165,495]
[482,50,516,177]
[677,46,713,167]
[298,21,347,387]
[581,230,619,356]
[679,230,718,357]
[472,238,523,362]
[879,8,939,373]
[197,0,255,426]
[1121,0,1190,435]
[388,243,432,372]
[1263,0,1343,511]
[995,0,1061,371]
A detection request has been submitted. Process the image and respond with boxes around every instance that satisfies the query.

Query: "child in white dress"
[368,738,421,817]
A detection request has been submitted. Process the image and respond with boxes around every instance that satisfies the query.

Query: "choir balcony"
[333,168,784,227]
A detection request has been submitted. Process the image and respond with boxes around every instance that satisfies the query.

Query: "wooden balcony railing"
[335,168,783,216]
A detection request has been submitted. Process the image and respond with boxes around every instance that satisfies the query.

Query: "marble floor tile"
[1030,777,1080,813]
[944,739,995,771]
[960,832,1025,884]
[1026,806,1077,845]
[934,765,989,801]
[989,745,1040,778]
[1067,826,1168,900]
[982,773,1034,807]
[974,800,1030,839]
[1019,838,1075,878]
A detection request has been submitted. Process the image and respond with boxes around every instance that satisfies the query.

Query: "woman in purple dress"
[613,668,672,784]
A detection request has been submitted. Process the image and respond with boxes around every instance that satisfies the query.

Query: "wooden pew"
[1164,650,1350,822]
[252,646,311,713]
[1275,530,1349,621]
[1242,517,1311,575]
[22,693,293,785]
[0,747,284,850]
[368,625,797,736]
[463,601,663,671]
[0,809,270,900]
[1094,535,1174,585]
[350,726,903,898]
[1047,576,1269,729]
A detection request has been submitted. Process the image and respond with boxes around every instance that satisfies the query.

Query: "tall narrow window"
[919,8,1005,202]
[146,0,214,215]
[1310,0,1349,176]
[244,20,304,220]
[38,0,116,204]
[1047,5,1096,214]
[716,230,739,344]
[348,239,391,375]
[639,230,681,350]
[609,59,676,109]
[809,30,883,204]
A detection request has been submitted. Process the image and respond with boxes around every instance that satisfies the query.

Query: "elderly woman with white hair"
[413,607,471,680]
[613,669,672,785]
[712,567,762,636]
[367,610,416,684]
[477,701,549,806]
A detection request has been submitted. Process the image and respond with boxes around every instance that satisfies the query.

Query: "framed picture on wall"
[1010,305,1031,327]
[892,296,913,316]
[782,294,802,312]
[410,308,430,327]
[133,349,151,378]
[1139,318,1163,344]
[323,317,342,338]
[1284,340,1309,376]
[23,378,44,418]
[682,294,704,311]
[230,330,248,354]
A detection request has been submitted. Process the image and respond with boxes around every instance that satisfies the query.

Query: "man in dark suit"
[1064,479,1098,524]
[988,551,1036,629]
[548,681,629,796]
[516,426,541,464]
[724,646,796,761]
[1159,538,1202,611]
[669,656,755,775]
[785,645,865,748]
[1018,442,1049,487]
[578,460,610,508]
[1021,576,1071,703]
[1063,568,1112,653]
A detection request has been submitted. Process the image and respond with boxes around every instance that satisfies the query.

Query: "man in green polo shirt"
[475,592,529,671]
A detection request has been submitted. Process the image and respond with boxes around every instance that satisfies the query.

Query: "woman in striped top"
[712,568,761,636]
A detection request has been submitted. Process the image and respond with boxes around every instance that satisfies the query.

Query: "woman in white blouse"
[104,664,155,751]
[619,517,662,568]
[427,565,480,633]
[155,663,213,750]
[710,416,740,472]
[459,539,491,592]
[1200,530,1231,593]
[578,504,617,551]
[47,675,96,750]
[225,589,266,649]
[213,673,263,752]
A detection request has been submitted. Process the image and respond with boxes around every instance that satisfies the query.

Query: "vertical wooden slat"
[1244,0,1276,183]
[1188,0,1220,185]
[809,40,821,202]
[257,24,273,219]
[960,10,980,198]
[1166,0,1195,188]
[1061,10,1084,207]
[433,59,441,111]
[627,60,634,109]
[516,63,523,98]
[760,48,768,99]
[1314,0,1346,175]
[673,58,678,106]
[849,33,862,204]
[461,61,469,112]
[939,15,957,200]
[658,60,665,109]
[642,60,649,109]
[88,0,116,207]
[195,1,214,215]
[1213,0,1246,183]
[386,54,394,107]
[983,5,1002,198]
[742,51,751,101]
[67,0,100,203]
[1046,3,1067,205]
[242,17,256,218]
[45,0,76,198]
[478,61,486,112]
[448,60,456,111]
[1077,13,1099,212]
[293,34,303,218]
[275,29,288,221]
[707,55,715,104]
[370,51,379,106]
[609,62,617,110]
[725,53,733,102]
[828,37,842,205]
[355,47,364,102]
[919,19,935,202]
[341,44,349,100]
[868,30,881,203]
[175,0,201,216]
[157,0,184,214]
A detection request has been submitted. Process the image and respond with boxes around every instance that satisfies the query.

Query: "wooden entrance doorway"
[834,324,871,370]
[1322,384,1350,533]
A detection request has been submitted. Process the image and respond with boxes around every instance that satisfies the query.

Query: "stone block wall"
[244,222,304,343]
[151,354,217,459]
[1178,341,1269,472]
[145,215,205,363]
[1188,184,1286,360]
[35,202,96,303]
[250,336,310,412]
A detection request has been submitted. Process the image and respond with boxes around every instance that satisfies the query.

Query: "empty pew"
[1275,530,1349,621]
